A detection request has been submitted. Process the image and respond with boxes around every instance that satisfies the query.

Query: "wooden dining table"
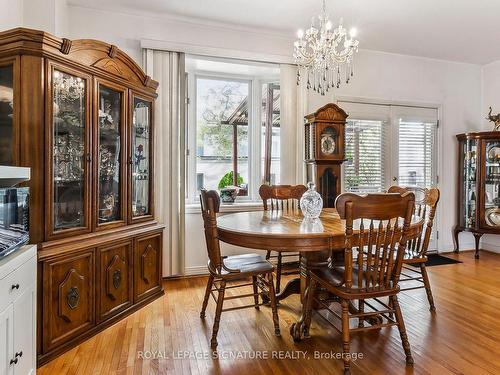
[216,207,424,303]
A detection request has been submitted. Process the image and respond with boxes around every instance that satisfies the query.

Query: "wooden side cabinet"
[0,245,37,375]
[42,250,95,353]
[96,241,133,322]
[134,233,162,303]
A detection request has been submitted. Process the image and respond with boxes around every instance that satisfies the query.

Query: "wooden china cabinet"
[304,103,347,207]
[454,131,500,259]
[0,28,164,365]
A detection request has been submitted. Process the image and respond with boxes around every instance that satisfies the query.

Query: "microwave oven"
[0,187,29,258]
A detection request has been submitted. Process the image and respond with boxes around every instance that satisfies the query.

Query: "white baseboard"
[184,265,209,276]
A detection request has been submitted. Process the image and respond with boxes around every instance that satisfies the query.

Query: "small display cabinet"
[454,131,500,258]
[0,28,164,365]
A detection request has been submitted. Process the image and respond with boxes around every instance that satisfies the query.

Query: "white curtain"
[280,64,308,184]
[143,49,185,277]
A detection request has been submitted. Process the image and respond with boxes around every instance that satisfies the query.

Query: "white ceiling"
[68,0,500,65]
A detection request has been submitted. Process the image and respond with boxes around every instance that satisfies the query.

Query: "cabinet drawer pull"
[11,283,20,290]
[10,357,18,365]
[15,351,23,358]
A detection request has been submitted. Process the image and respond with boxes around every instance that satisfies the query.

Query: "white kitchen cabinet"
[0,245,36,375]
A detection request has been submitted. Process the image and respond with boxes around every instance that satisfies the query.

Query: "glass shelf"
[0,64,14,165]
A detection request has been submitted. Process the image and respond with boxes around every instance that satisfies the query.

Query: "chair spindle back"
[335,192,415,290]
[259,184,307,212]
[388,186,440,258]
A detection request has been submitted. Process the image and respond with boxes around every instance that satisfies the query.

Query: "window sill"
[185,201,264,214]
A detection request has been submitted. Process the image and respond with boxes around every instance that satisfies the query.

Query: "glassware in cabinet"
[483,140,500,228]
[131,96,152,219]
[0,63,15,165]
[51,68,89,232]
[460,138,477,228]
[97,84,125,225]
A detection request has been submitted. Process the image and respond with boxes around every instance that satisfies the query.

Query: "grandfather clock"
[304,103,348,207]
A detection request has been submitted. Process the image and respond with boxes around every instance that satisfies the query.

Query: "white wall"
[0,0,23,29]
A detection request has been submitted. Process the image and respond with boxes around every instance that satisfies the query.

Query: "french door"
[340,101,439,249]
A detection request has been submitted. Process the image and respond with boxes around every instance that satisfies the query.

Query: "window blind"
[344,119,386,192]
[398,120,437,187]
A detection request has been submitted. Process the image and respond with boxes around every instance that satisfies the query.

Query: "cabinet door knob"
[11,283,20,290]
[10,357,18,365]
[15,351,23,358]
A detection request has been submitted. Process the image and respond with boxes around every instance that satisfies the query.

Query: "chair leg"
[266,273,281,336]
[265,250,271,260]
[420,263,436,311]
[276,253,283,294]
[358,299,365,328]
[252,276,260,310]
[200,274,214,318]
[341,299,351,375]
[210,280,226,349]
[391,295,414,365]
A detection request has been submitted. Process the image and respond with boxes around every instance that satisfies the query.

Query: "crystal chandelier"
[294,0,359,95]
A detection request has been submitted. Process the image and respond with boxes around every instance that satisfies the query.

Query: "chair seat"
[311,265,399,299]
[215,253,274,278]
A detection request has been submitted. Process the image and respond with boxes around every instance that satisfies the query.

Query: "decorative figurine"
[487,107,500,131]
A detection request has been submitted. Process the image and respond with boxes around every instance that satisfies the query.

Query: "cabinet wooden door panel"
[134,233,162,302]
[97,241,133,322]
[42,250,94,352]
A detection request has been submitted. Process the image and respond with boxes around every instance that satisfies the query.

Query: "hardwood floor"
[39,250,500,375]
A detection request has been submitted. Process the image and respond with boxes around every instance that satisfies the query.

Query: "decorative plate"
[485,207,500,227]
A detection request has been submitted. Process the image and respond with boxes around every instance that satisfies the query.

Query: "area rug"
[423,253,462,267]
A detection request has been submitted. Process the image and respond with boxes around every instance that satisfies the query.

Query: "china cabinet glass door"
[0,61,15,165]
[97,83,125,227]
[130,95,153,220]
[51,66,90,234]
[459,138,477,228]
[483,140,500,228]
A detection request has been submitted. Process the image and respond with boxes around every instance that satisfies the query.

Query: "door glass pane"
[52,70,86,230]
[98,85,122,223]
[132,97,151,217]
[484,141,500,228]
[0,64,14,165]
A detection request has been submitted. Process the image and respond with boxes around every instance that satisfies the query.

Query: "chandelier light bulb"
[349,28,357,38]
[297,29,304,39]
[325,21,332,30]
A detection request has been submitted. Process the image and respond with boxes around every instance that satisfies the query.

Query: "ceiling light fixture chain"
[293,0,359,95]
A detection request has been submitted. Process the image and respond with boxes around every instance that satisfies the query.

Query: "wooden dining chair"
[259,184,307,293]
[388,185,440,311]
[199,189,280,349]
[295,192,415,375]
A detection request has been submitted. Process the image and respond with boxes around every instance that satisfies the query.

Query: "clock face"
[320,134,336,155]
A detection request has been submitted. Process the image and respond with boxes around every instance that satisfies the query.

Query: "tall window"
[195,77,250,195]
[186,56,280,202]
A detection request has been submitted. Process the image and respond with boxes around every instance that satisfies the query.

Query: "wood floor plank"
[39,250,500,375]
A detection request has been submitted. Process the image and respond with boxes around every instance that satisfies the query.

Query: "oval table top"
[217,208,424,252]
